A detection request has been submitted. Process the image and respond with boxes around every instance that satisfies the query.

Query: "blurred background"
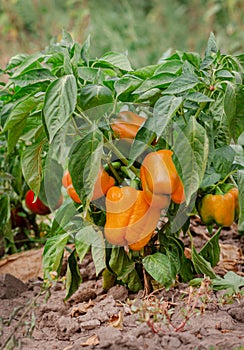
[0,0,243,69]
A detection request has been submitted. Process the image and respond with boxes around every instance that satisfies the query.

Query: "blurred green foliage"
[0,0,243,68]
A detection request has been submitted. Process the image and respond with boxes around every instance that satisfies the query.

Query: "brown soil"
[0,219,244,350]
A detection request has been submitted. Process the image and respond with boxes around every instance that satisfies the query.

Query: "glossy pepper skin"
[111,111,145,140]
[25,190,51,215]
[62,166,115,203]
[198,191,236,227]
[228,187,240,219]
[104,186,161,251]
[140,150,185,208]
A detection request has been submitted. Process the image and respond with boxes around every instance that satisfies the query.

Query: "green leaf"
[43,232,70,276]
[173,117,209,205]
[182,52,202,68]
[133,72,176,94]
[10,68,55,87]
[68,129,103,204]
[155,59,182,74]
[6,53,29,70]
[43,75,77,142]
[237,170,244,233]
[191,242,217,279]
[65,249,82,300]
[51,202,77,235]
[213,145,235,178]
[78,84,113,110]
[0,195,10,227]
[75,225,95,261]
[205,32,218,57]
[91,229,106,276]
[43,156,63,210]
[109,247,142,292]
[21,139,46,194]
[152,95,183,137]
[224,83,236,128]
[232,86,244,142]
[199,228,221,267]
[143,252,177,289]
[78,67,99,82]
[164,74,199,95]
[99,51,133,71]
[212,271,244,293]
[186,92,214,103]
[114,76,142,100]
[3,95,42,153]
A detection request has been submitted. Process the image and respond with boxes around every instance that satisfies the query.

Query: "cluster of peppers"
[62,110,239,251]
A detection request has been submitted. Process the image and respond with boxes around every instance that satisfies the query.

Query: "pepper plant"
[0,31,243,298]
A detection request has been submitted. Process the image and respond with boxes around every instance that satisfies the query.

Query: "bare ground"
[0,218,244,350]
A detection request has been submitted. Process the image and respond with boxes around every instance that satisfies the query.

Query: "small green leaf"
[191,244,217,279]
[143,252,177,289]
[212,271,244,292]
[65,249,82,300]
[91,229,106,276]
[199,228,221,267]
[205,32,218,57]
[109,247,142,292]
[0,195,10,227]
[237,170,244,234]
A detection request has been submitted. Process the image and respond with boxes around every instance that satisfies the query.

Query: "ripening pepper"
[228,187,240,219]
[62,166,115,203]
[104,186,161,251]
[111,111,145,140]
[140,150,185,208]
[198,190,237,227]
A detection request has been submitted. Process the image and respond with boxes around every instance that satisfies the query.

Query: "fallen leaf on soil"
[0,248,43,282]
[108,310,124,329]
[81,334,99,347]
[218,244,243,272]
[70,300,94,317]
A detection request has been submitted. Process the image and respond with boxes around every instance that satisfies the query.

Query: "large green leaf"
[98,51,133,71]
[68,129,103,204]
[133,72,176,94]
[43,232,70,276]
[78,84,113,110]
[173,117,209,204]
[164,74,199,95]
[21,139,46,194]
[143,252,177,289]
[43,75,77,142]
[3,95,42,152]
[10,68,55,87]
[152,95,183,137]
[213,145,235,178]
